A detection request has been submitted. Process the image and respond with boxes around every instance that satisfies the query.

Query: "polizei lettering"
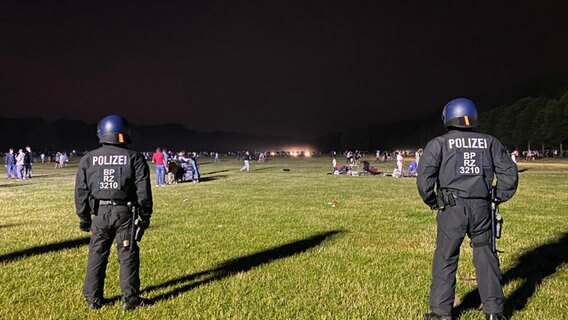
[447,138,488,149]
[92,155,129,166]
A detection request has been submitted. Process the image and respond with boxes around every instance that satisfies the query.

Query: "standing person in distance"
[190,152,200,183]
[417,98,518,320]
[396,151,404,175]
[75,115,153,311]
[24,146,33,179]
[151,147,166,187]
[5,148,16,179]
[15,148,25,180]
[240,151,251,172]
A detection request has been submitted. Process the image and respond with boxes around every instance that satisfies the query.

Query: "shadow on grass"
[32,173,76,178]
[0,237,90,263]
[136,230,344,304]
[453,232,568,319]
[518,168,529,173]
[204,169,230,175]
[198,175,228,183]
[0,222,26,229]
[251,166,276,172]
[0,183,26,188]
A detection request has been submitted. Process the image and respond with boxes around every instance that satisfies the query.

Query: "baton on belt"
[490,187,503,254]
[127,202,137,252]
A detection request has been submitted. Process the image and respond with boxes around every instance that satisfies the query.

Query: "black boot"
[423,312,452,320]
[486,313,507,320]
[122,296,147,311]
[87,298,102,310]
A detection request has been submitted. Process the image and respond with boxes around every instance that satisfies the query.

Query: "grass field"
[1,156,567,320]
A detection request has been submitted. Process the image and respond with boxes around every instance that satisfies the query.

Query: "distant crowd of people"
[143,149,270,186]
[328,146,568,178]
[5,145,567,183]
[330,149,422,178]
[3,147,276,184]
[147,148,202,186]
[3,147,81,180]
[512,149,568,162]
[3,146,34,180]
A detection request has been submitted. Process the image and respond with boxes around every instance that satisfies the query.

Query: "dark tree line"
[479,93,568,153]
[316,91,568,153]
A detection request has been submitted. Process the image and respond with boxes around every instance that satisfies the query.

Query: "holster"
[134,225,146,242]
[436,189,456,210]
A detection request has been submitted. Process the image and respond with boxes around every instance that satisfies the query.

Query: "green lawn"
[1,156,567,319]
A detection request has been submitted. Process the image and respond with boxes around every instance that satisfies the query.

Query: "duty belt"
[443,189,467,198]
[98,200,128,206]
[441,188,491,200]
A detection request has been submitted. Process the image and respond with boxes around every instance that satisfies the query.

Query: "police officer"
[417,98,518,320]
[75,115,153,311]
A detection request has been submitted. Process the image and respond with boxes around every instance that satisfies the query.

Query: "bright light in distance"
[267,147,316,157]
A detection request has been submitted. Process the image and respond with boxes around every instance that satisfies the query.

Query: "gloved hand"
[135,215,151,230]
[79,220,91,232]
[133,215,150,242]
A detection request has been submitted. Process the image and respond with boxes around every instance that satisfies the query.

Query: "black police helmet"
[441,97,478,128]
[97,115,131,144]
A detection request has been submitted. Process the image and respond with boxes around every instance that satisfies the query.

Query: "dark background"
[2,1,568,150]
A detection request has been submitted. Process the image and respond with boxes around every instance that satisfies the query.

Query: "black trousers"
[83,204,140,303]
[429,198,504,316]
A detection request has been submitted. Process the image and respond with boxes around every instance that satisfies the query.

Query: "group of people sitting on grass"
[332,158,418,177]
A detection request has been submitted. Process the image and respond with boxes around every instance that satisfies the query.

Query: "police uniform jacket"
[75,144,153,224]
[417,129,518,208]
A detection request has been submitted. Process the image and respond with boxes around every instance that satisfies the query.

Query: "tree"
[512,97,548,149]
[542,99,565,150]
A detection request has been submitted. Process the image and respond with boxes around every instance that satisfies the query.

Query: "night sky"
[2,1,568,139]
